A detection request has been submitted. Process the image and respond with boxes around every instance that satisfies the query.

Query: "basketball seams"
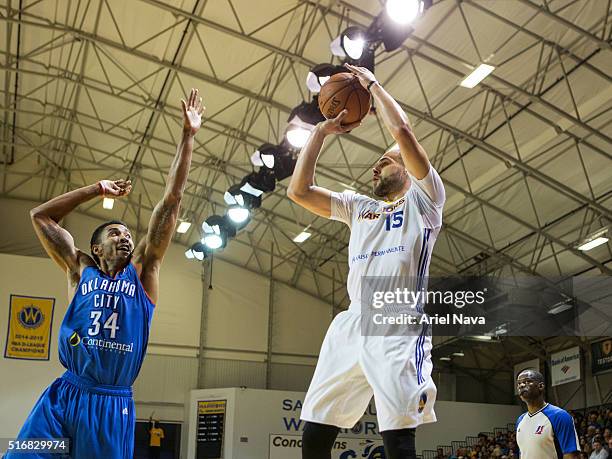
[318,73,372,122]
[320,85,352,116]
[318,74,355,118]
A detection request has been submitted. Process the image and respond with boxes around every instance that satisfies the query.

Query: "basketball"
[318,72,371,124]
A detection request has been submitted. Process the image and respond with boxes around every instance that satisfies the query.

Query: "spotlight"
[385,0,428,25]
[226,183,262,209]
[202,215,236,250]
[439,356,452,361]
[288,99,326,126]
[250,143,278,169]
[227,205,250,224]
[203,233,223,250]
[270,149,298,181]
[306,64,347,93]
[203,234,223,250]
[366,0,432,56]
[285,99,326,149]
[331,26,367,60]
[286,127,312,149]
[245,168,276,194]
[185,242,207,260]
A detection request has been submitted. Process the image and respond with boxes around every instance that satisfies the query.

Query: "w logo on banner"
[534,426,545,435]
[18,305,44,329]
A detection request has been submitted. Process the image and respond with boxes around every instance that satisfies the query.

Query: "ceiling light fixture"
[460,64,495,88]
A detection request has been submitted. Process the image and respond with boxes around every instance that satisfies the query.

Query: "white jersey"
[516,403,580,458]
[331,166,445,313]
[300,166,445,431]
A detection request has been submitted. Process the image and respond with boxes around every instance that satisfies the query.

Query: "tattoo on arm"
[150,201,178,247]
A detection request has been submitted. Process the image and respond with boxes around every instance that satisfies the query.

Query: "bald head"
[518,369,544,383]
[382,145,404,166]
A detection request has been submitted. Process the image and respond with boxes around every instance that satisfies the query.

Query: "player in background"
[4,89,204,459]
[288,64,445,459]
[516,369,580,459]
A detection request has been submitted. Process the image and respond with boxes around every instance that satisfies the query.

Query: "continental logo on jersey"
[418,392,427,413]
[18,305,44,329]
[69,331,81,346]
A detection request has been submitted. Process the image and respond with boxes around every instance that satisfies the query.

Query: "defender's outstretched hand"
[319,109,361,135]
[181,88,205,135]
[344,63,377,90]
[98,179,132,197]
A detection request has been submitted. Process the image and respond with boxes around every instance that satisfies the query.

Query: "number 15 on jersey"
[385,211,404,231]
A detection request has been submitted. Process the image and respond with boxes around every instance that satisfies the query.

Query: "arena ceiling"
[1,0,611,308]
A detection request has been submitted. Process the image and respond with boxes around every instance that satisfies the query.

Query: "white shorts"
[301,310,437,432]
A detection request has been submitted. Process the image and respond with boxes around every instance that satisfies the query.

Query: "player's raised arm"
[345,64,430,180]
[132,89,203,302]
[287,110,360,218]
[30,180,132,277]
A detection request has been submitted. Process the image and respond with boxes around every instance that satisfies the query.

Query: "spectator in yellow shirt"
[148,416,165,459]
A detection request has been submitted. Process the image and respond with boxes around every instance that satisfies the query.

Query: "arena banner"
[269,434,384,459]
[4,294,55,360]
[591,339,612,375]
[550,346,581,386]
[513,358,539,394]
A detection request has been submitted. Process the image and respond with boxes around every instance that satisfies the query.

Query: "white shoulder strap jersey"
[330,166,445,313]
[516,403,580,458]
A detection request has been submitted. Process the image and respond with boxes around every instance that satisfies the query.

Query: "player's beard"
[373,170,406,198]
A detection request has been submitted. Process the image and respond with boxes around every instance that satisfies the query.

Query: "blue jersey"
[516,403,580,458]
[58,263,154,386]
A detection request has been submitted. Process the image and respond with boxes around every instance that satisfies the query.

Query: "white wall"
[185,388,522,458]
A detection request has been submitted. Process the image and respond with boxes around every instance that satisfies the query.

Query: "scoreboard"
[196,400,226,458]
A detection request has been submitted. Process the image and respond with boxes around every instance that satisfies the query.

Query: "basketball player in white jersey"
[288,64,445,459]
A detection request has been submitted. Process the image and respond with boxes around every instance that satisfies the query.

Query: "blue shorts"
[3,371,134,459]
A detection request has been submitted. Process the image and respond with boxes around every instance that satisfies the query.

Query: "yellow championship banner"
[4,295,55,360]
[198,400,227,415]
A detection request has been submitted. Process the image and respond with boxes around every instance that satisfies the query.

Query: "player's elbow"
[287,185,308,204]
[286,186,300,202]
[391,123,414,141]
[29,207,45,222]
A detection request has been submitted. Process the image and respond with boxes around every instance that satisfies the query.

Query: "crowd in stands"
[430,405,612,459]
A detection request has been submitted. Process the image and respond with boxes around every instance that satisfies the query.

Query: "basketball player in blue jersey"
[288,64,445,459]
[516,369,580,458]
[4,89,204,459]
